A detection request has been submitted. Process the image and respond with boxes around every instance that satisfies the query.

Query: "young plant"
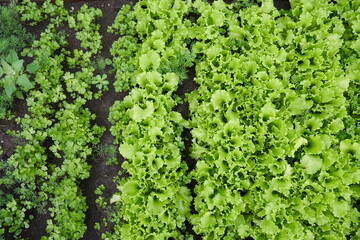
[93,143,118,165]
[17,0,46,25]
[0,50,39,118]
[0,2,34,57]
[92,56,111,72]
[6,1,105,239]
[92,74,109,99]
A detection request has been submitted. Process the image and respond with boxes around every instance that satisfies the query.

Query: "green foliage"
[108,4,138,92]
[0,50,37,98]
[107,1,196,239]
[186,0,360,239]
[0,50,39,118]
[67,4,103,68]
[93,143,118,165]
[233,0,259,9]
[92,56,111,72]
[94,222,100,230]
[1,1,105,239]
[2,0,360,239]
[0,2,34,57]
[17,0,46,24]
[0,158,46,238]
[107,0,359,239]
[95,184,107,209]
[92,74,109,99]
[17,0,68,26]
[0,93,12,119]
[158,48,196,82]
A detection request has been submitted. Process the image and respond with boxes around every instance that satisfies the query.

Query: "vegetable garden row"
[0,0,359,239]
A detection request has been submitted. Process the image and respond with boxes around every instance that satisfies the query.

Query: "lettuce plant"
[187,0,360,239]
[2,0,359,239]
[105,0,360,239]
[107,1,196,239]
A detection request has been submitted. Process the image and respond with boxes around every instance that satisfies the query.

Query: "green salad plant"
[1,0,360,239]
[106,0,360,239]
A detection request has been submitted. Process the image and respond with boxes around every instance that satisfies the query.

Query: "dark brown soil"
[0,0,291,239]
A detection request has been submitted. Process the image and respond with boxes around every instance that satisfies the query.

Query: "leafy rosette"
[108,0,197,239]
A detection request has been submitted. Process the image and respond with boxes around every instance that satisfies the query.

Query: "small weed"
[0,1,34,57]
[92,56,111,72]
[93,143,119,165]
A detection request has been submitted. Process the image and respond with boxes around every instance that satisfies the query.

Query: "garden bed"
[1,0,359,240]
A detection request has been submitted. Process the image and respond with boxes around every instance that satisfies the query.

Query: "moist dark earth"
[0,0,290,239]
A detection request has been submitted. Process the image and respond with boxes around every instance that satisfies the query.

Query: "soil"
[0,0,291,239]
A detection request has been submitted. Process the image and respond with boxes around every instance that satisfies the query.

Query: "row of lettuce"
[106,0,360,239]
[188,0,360,238]
[107,1,197,239]
[0,0,360,239]
[1,0,106,239]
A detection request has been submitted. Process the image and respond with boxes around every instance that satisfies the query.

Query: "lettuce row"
[1,3,105,239]
[108,0,196,92]
[337,0,360,143]
[187,0,360,239]
[335,2,360,237]
[108,84,192,240]
[107,0,196,239]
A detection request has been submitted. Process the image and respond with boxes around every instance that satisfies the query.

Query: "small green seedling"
[0,50,39,118]
[0,50,39,99]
